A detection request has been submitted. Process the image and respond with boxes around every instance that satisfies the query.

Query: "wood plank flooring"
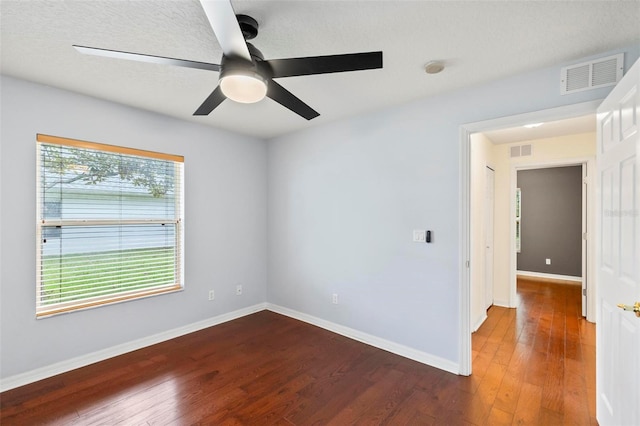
[1,278,595,425]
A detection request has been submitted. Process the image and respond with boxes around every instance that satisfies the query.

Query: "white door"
[596,58,640,426]
[484,167,495,309]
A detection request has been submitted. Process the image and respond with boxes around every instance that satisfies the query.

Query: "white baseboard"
[472,313,488,332]
[2,301,461,392]
[266,303,460,375]
[517,270,582,283]
[493,299,511,308]
[0,303,267,392]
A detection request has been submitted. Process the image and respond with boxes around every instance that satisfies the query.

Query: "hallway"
[472,277,595,424]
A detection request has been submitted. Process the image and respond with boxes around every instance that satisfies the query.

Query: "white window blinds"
[36,134,184,318]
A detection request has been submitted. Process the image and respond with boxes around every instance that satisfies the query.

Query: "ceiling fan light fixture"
[220,70,267,104]
[73,2,382,119]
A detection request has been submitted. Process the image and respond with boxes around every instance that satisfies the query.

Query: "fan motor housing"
[237,14,259,40]
[220,43,268,78]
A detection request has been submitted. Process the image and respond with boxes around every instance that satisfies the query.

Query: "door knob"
[617,302,640,318]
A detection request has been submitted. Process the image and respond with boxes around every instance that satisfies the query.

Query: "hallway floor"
[471,278,596,425]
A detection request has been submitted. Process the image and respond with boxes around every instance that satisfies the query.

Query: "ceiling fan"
[73,0,383,120]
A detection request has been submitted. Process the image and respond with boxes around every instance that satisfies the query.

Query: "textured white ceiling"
[1,1,639,139]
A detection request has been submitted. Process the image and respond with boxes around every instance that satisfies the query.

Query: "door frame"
[458,100,601,375]
[484,166,495,311]
[511,159,593,318]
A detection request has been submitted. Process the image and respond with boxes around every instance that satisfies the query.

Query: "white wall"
[267,46,638,367]
[0,76,268,380]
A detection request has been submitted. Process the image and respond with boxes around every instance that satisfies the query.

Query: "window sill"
[36,284,183,319]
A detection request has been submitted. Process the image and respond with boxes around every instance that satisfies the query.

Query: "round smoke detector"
[424,61,445,74]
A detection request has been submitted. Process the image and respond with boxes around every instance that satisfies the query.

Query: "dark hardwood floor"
[1,278,595,425]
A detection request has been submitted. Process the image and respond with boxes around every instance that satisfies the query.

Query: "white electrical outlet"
[208,290,215,301]
[332,293,338,304]
[236,284,242,296]
[546,258,551,265]
[413,230,426,243]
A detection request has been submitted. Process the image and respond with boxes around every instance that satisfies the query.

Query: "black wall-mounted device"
[426,230,432,243]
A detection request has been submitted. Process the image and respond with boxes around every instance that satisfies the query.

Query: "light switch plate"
[413,230,426,243]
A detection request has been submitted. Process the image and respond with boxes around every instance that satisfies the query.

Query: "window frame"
[35,134,184,318]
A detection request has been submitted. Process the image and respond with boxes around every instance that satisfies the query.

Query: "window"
[36,134,184,318]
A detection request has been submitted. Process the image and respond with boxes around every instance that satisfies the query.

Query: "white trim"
[472,313,488,332]
[459,126,472,376]
[492,298,511,308]
[266,303,460,375]
[0,303,267,392]
[517,270,582,283]
[460,100,602,376]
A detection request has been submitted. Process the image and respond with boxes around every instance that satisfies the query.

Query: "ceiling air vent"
[510,144,532,158]
[561,54,623,95]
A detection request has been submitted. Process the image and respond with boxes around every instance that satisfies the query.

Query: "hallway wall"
[517,166,583,276]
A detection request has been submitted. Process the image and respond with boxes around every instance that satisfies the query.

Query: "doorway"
[515,163,588,316]
[459,100,600,375]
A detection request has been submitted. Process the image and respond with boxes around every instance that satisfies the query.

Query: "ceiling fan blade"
[194,85,226,115]
[267,80,319,120]
[265,51,383,78]
[199,0,251,62]
[73,45,221,72]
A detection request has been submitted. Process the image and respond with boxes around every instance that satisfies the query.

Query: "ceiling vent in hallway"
[560,53,624,95]
[510,144,532,158]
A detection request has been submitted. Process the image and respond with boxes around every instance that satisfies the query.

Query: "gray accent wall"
[517,166,583,276]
